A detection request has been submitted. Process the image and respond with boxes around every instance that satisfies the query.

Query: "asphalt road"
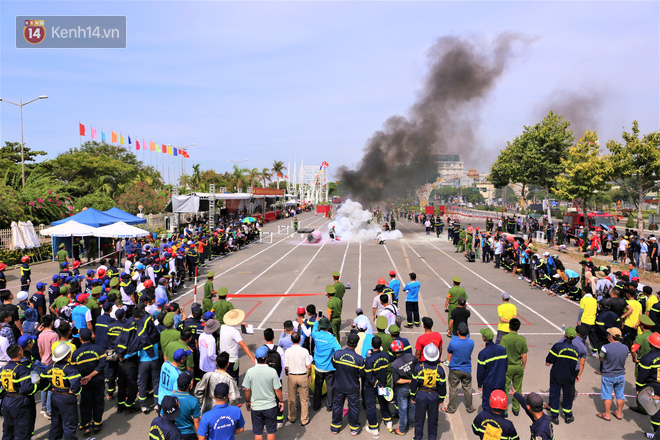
[16,211,651,440]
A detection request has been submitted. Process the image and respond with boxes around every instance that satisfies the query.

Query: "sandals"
[440,407,455,414]
[595,412,611,422]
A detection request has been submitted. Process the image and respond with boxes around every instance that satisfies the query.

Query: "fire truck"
[562,211,617,236]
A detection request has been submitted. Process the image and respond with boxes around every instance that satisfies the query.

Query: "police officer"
[202,272,216,315]
[211,287,234,324]
[545,327,580,424]
[331,271,346,301]
[72,328,106,435]
[364,336,393,435]
[330,333,364,435]
[472,390,519,440]
[476,328,507,413]
[44,342,82,440]
[637,332,660,435]
[410,343,446,440]
[326,285,342,342]
[1,344,39,440]
[19,256,31,293]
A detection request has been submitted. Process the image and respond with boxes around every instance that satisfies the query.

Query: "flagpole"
[79,121,81,147]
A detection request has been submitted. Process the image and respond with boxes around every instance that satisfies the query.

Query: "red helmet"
[143,279,154,288]
[648,332,660,349]
[377,277,387,285]
[21,256,30,263]
[390,340,405,353]
[72,260,81,269]
[489,390,508,410]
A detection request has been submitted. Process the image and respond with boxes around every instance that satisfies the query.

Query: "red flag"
[162,144,167,153]
[136,140,140,150]
[79,123,85,136]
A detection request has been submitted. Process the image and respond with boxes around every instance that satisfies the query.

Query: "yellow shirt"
[624,299,642,328]
[646,295,658,315]
[579,295,598,326]
[497,302,517,332]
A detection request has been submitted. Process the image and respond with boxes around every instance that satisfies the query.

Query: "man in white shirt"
[200,319,219,373]
[377,294,398,329]
[372,282,388,321]
[284,332,312,426]
[219,309,255,381]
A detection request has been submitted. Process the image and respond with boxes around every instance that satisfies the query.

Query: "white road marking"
[358,242,363,309]
[339,241,350,275]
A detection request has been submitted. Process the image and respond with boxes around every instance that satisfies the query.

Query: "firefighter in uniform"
[636,332,660,436]
[202,272,216,315]
[211,287,234,324]
[115,308,141,412]
[364,336,393,435]
[410,343,446,440]
[545,327,580,424]
[330,333,364,436]
[476,328,507,412]
[71,328,106,435]
[471,390,519,440]
[1,344,39,440]
[20,255,31,293]
[186,243,198,281]
[44,342,82,440]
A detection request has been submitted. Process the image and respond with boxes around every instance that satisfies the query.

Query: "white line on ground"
[357,242,363,309]
[257,239,329,329]
[339,241,350,276]
[405,225,564,333]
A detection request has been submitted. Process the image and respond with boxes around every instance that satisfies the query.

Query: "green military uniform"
[56,244,69,263]
[326,285,342,341]
[500,330,528,413]
[332,271,346,301]
[446,276,468,323]
[375,317,393,356]
[53,294,71,311]
[212,288,234,324]
[457,229,466,252]
[87,297,99,311]
[164,339,195,371]
[202,272,216,314]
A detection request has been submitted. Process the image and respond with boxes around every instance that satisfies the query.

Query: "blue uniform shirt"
[197,403,245,440]
[546,340,579,384]
[403,281,420,302]
[332,348,364,394]
[311,324,341,372]
[150,416,182,440]
[95,314,117,350]
[389,279,401,301]
[477,341,507,389]
[159,361,182,404]
[472,409,519,440]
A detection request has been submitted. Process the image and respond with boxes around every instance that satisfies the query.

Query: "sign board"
[252,188,285,196]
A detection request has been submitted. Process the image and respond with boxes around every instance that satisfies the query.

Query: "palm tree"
[247,168,261,189]
[272,160,286,189]
[260,168,273,188]
[231,165,249,192]
[191,164,202,191]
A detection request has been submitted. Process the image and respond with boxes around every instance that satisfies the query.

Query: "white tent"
[40,220,97,237]
[94,221,150,238]
[10,221,28,250]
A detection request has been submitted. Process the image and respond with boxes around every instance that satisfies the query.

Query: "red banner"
[252,188,285,196]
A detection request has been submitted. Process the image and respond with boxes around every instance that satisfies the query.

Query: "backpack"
[265,345,282,377]
[465,251,476,262]
[385,306,403,327]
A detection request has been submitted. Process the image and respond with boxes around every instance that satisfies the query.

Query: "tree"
[554,131,612,251]
[247,168,261,189]
[73,193,116,212]
[0,141,47,164]
[0,183,25,228]
[491,111,573,222]
[608,121,660,235]
[260,168,272,188]
[115,181,170,215]
[231,165,249,192]
[272,160,286,189]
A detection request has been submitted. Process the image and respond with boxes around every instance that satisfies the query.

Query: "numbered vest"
[0,366,18,392]
[421,363,438,389]
[52,367,66,389]
[483,424,502,440]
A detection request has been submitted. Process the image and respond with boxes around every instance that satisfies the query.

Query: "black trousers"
[106,359,119,396]
[118,357,139,408]
[80,375,105,427]
[405,302,420,326]
[2,400,34,440]
[313,370,335,411]
[138,359,161,407]
[49,393,78,440]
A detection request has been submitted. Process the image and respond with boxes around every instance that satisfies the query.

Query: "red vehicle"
[425,206,435,216]
[562,212,616,236]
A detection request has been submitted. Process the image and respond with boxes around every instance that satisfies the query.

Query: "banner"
[252,188,285,196]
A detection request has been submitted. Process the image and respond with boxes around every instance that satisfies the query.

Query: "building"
[436,154,465,180]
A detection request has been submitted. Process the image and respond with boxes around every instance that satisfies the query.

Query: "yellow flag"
[120,134,125,145]
[168,146,173,155]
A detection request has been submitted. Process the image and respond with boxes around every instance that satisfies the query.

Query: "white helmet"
[52,341,72,362]
[423,343,440,362]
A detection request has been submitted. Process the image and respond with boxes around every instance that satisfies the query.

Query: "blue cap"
[87,269,95,276]
[203,311,215,320]
[173,348,192,362]
[52,274,60,282]
[17,334,37,348]
[104,279,110,287]
[79,328,92,341]
[61,262,69,268]
[157,298,167,306]
[136,264,145,270]
[255,345,269,359]
[36,282,46,290]
[120,272,128,278]
[99,295,108,303]
[65,276,73,284]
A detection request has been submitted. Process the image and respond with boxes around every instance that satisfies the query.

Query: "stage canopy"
[51,207,124,228]
[94,221,150,238]
[102,207,147,225]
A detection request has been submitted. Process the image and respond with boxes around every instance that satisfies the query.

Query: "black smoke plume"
[339,34,526,205]
[536,89,604,141]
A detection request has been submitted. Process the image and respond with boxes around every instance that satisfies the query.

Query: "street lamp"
[178,143,197,182]
[0,95,48,187]
[228,159,248,165]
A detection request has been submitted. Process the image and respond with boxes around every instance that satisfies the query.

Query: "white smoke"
[329,199,403,242]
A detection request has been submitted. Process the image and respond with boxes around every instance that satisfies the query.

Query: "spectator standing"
[283,332,312,426]
[448,298,471,337]
[38,314,58,419]
[200,319,220,373]
[545,327,580,425]
[352,308,373,335]
[311,317,340,412]
[330,333,364,436]
[410,344,446,440]
[443,322,475,414]
[364,336,393,435]
[390,339,418,435]
[195,352,241,413]
[196,383,245,440]
[596,327,629,421]
[172,371,201,440]
[219,309,256,381]
[415,317,443,361]
[149,395,183,440]
[402,272,421,327]
[243,345,284,440]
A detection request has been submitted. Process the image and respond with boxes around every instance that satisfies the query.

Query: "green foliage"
[0,142,47,164]
[73,193,116,212]
[0,183,25,228]
[115,181,170,215]
[626,213,635,228]
[0,244,51,266]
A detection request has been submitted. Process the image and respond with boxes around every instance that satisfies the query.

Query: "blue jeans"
[41,390,51,413]
[601,375,625,401]
[396,385,415,433]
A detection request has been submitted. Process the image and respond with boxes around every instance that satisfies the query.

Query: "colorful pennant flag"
[111,132,118,143]
[102,131,106,142]
[79,123,85,136]
[136,140,140,150]
[173,147,178,156]
[162,144,167,153]
[120,134,125,145]
[150,141,156,151]
[128,136,132,145]
[91,127,97,139]
[167,146,173,155]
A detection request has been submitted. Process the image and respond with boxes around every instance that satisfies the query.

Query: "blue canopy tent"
[102,207,147,225]
[52,208,124,228]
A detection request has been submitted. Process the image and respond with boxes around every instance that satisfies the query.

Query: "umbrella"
[565,269,579,279]
[242,217,257,224]
[599,223,611,231]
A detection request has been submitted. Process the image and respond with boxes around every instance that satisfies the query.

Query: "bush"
[626,213,635,228]
[0,243,51,266]
[73,193,116,212]
[0,184,25,228]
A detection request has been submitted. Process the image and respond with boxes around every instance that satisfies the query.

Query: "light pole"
[228,159,248,165]
[178,143,197,185]
[0,95,48,187]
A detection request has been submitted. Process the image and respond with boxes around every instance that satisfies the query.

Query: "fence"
[0,224,51,249]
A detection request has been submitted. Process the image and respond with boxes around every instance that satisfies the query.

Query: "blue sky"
[1,1,658,183]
